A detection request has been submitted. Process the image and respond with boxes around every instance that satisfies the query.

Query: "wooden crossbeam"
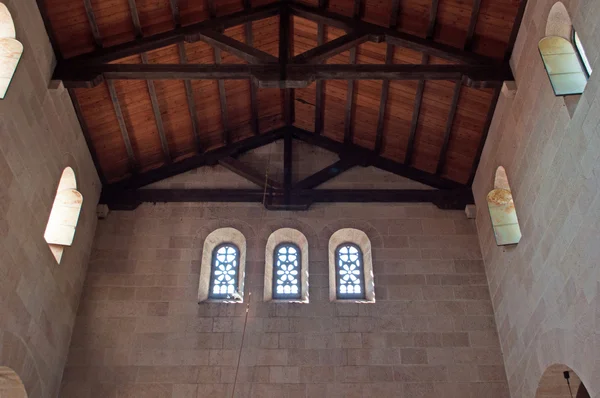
[62,3,281,65]
[244,0,260,135]
[106,80,138,173]
[288,2,496,65]
[314,0,328,136]
[405,0,439,165]
[83,0,103,48]
[290,126,463,190]
[103,126,286,192]
[195,29,279,64]
[219,157,282,189]
[294,158,357,190]
[206,0,231,146]
[292,32,370,64]
[104,188,474,211]
[58,63,512,88]
[374,0,401,154]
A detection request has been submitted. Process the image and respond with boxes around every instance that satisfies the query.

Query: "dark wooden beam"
[314,0,328,135]
[280,5,294,126]
[177,44,202,151]
[343,0,362,145]
[106,80,138,173]
[140,53,171,163]
[288,2,496,65]
[465,0,482,51]
[206,0,231,146]
[294,158,356,190]
[374,0,401,154]
[127,0,143,36]
[435,80,461,175]
[195,29,279,64]
[58,3,280,65]
[103,126,286,192]
[169,0,181,25]
[104,187,474,211]
[284,130,293,204]
[291,32,370,64]
[468,84,501,185]
[59,63,513,88]
[405,0,439,165]
[67,88,107,185]
[219,156,282,189]
[290,126,463,190]
[504,0,529,62]
[243,0,260,135]
[83,0,103,48]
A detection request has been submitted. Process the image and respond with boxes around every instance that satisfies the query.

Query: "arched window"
[44,167,83,263]
[0,3,23,99]
[539,2,591,96]
[487,166,521,246]
[328,228,375,302]
[335,243,365,299]
[264,228,309,302]
[209,243,240,299]
[198,228,246,303]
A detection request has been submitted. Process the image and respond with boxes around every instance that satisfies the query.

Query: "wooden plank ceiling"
[42,0,522,188]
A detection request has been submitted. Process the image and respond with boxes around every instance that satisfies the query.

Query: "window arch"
[264,228,309,302]
[0,3,23,99]
[0,367,27,398]
[44,167,83,263]
[328,228,375,302]
[539,2,591,96]
[198,228,246,303]
[486,166,521,246]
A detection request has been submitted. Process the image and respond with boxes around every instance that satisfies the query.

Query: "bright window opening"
[44,167,83,263]
[0,3,23,99]
[273,243,301,299]
[573,31,592,77]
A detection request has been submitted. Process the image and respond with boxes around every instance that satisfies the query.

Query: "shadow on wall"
[536,364,591,398]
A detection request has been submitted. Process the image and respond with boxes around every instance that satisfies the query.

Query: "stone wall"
[61,201,508,398]
[472,0,600,397]
[0,0,101,397]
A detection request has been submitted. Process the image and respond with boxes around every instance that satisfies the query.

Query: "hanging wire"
[564,371,574,398]
[231,140,274,398]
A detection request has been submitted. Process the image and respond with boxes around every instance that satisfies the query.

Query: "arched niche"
[44,167,84,263]
[536,364,590,398]
[546,2,572,39]
[487,166,521,246]
[0,367,27,398]
[0,3,23,99]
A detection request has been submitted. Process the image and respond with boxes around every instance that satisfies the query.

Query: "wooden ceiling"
[39,0,524,195]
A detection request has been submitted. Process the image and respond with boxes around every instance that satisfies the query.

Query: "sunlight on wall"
[0,3,22,99]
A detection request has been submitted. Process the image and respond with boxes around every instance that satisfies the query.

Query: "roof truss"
[51,0,527,211]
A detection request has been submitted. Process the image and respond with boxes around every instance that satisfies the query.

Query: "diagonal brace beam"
[291,32,372,64]
[193,29,279,64]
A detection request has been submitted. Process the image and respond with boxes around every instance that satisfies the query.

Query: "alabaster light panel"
[44,167,84,263]
[539,36,588,95]
[0,3,22,99]
[487,166,522,246]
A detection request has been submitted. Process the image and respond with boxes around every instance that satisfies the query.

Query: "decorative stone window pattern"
[44,167,83,264]
[539,2,592,96]
[0,3,23,99]
[198,228,246,303]
[487,166,522,246]
[264,228,309,302]
[328,228,375,302]
[209,244,240,299]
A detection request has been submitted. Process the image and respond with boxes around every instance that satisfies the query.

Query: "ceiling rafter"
[243,0,260,136]
[314,0,328,136]
[343,0,363,146]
